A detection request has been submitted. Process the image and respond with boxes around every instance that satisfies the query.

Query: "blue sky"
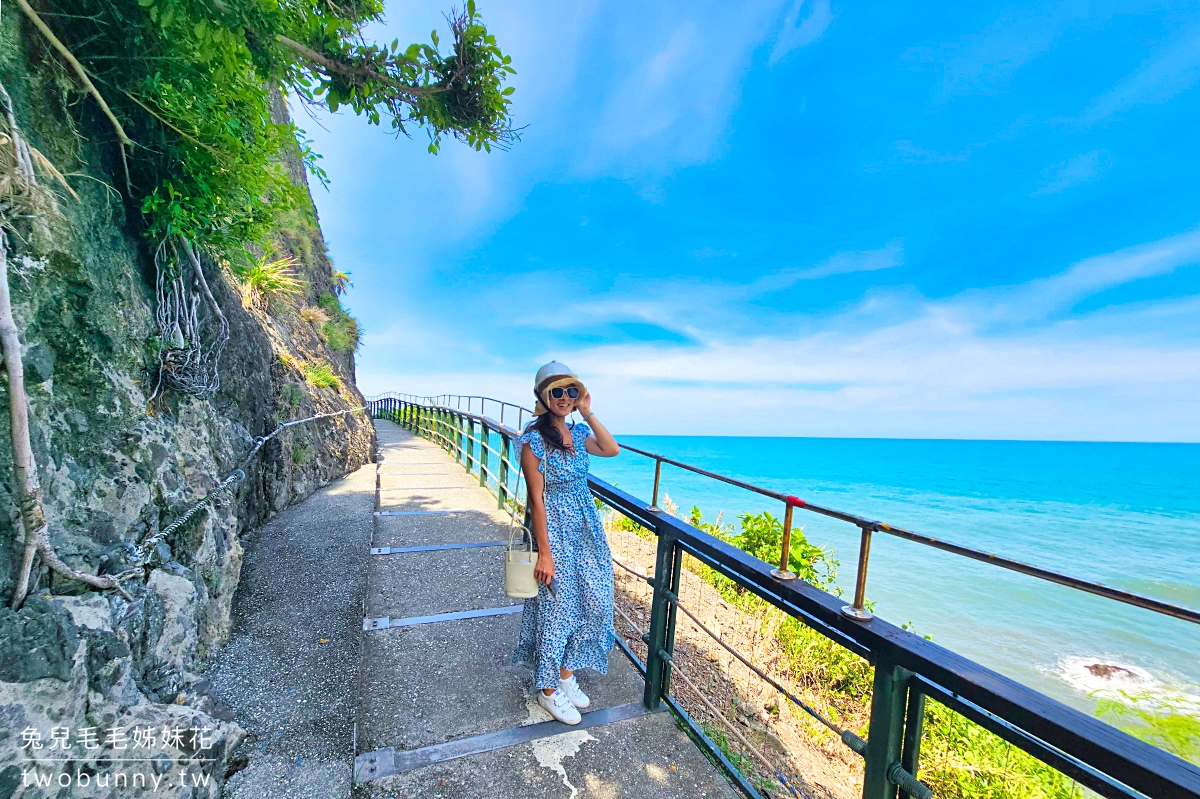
[300,0,1200,440]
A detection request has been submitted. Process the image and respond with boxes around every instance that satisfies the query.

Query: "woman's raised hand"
[535,551,555,584]
[575,390,592,418]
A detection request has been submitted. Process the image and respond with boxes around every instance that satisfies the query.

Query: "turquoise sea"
[588,436,1200,713]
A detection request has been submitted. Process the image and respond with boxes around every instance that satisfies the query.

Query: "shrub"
[656,504,1093,798]
[316,292,360,353]
[1096,692,1200,763]
[303,360,340,389]
[300,306,330,324]
[279,383,304,409]
[332,269,352,295]
[236,254,304,309]
[291,443,311,464]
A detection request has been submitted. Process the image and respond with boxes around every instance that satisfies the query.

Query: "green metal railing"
[366,392,1200,799]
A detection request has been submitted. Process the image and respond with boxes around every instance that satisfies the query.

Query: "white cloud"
[1032,150,1112,195]
[890,140,972,164]
[1081,23,1200,124]
[769,0,833,65]
[927,6,1078,100]
[752,241,903,290]
[582,0,793,173]
[357,227,1200,441]
[976,224,1200,324]
[501,241,904,334]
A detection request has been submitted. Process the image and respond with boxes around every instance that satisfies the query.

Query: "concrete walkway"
[205,448,376,799]
[212,418,741,798]
[355,420,740,798]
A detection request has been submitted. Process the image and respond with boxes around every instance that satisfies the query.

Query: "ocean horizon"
[588,434,1200,714]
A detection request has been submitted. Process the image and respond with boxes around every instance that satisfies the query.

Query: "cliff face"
[0,7,373,794]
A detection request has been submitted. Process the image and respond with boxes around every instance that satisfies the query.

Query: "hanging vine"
[148,237,230,399]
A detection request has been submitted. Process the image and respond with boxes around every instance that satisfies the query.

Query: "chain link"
[116,406,367,580]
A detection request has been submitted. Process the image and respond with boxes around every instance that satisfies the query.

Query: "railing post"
[465,416,474,472]
[498,433,511,510]
[771,502,797,581]
[898,690,926,799]
[643,521,680,710]
[863,660,910,799]
[661,537,683,697]
[479,424,489,489]
[648,458,663,511]
[451,413,461,463]
[842,523,875,621]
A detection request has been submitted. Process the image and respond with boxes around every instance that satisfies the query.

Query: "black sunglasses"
[549,386,580,400]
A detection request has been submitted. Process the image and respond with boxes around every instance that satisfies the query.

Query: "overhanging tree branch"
[14,0,134,192]
[275,35,446,98]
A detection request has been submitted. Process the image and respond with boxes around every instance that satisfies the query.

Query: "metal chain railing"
[115,406,367,580]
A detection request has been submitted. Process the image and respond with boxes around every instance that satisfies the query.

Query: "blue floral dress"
[512,422,616,689]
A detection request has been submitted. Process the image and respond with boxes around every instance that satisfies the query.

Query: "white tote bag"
[505,524,538,599]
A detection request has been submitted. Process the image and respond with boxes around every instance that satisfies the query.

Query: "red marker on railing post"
[772,495,805,581]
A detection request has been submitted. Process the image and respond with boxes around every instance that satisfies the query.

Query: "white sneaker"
[559,675,591,709]
[538,688,582,725]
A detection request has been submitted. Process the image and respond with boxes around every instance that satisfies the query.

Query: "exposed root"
[1,84,131,608]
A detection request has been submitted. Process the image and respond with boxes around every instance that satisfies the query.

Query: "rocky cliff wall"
[0,7,374,795]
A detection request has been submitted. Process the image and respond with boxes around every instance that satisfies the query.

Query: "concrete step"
[356,613,647,753]
[364,544,516,619]
[354,419,740,799]
[377,485,504,514]
[372,511,512,549]
[357,710,739,799]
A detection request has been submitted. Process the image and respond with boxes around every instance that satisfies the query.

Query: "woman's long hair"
[532,395,571,453]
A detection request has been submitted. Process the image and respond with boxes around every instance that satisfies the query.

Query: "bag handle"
[506,429,545,555]
[507,521,533,552]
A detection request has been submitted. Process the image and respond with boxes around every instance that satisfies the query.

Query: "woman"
[513,361,620,725]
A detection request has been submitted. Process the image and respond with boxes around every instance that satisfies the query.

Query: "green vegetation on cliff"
[26,0,516,255]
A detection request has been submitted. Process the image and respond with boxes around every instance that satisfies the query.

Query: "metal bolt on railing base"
[888,762,932,799]
[840,729,868,756]
[770,568,797,581]
[841,604,874,621]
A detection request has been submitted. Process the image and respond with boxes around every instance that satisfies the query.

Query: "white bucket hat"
[532,361,586,416]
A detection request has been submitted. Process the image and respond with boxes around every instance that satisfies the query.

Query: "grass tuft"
[236,254,304,309]
[316,292,360,353]
[303,360,341,389]
[300,306,330,324]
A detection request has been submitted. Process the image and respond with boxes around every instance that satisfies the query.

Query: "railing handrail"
[367,395,1200,799]
[367,394,1200,627]
[592,475,1200,799]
